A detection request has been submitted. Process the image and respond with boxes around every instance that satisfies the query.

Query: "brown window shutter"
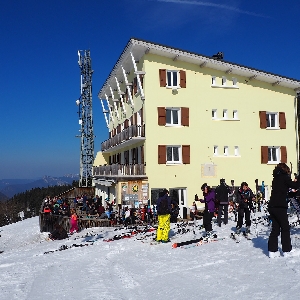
[158,145,166,164]
[261,146,268,164]
[141,145,144,164]
[159,69,166,87]
[109,156,111,165]
[134,112,137,125]
[113,128,116,136]
[279,112,286,129]
[117,124,121,133]
[130,115,133,126]
[141,107,144,125]
[124,119,129,128]
[180,70,186,88]
[182,145,190,164]
[139,74,144,89]
[181,107,189,126]
[157,107,166,126]
[259,111,267,129]
[133,77,137,94]
[281,146,287,163]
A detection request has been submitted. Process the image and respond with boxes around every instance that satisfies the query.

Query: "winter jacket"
[236,188,254,209]
[215,183,231,205]
[156,194,172,215]
[268,166,300,209]
[199,189,215,213]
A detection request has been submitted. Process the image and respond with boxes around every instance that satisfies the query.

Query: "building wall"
[143,53,297,204]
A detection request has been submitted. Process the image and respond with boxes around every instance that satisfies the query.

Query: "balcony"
[101,124,145,153]
[93,163,147,179]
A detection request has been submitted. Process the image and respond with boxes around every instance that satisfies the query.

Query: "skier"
[235,182,255,234]
[69,209,79,234]
[195,183,215,236]
[215,178,231,227]
[268,163,300,258]
[156,189,172,243]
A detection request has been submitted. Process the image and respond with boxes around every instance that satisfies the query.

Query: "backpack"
[157,196,170,215]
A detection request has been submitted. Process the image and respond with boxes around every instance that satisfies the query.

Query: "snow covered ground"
[1,210,300,300]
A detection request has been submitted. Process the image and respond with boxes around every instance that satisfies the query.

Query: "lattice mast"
[77,50,94,187]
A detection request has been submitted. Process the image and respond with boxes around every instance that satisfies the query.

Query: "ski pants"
[157,214,170,241]
[203,210,214,232]
[237,207,251,228]
[268,207,291,252]
[217,204,228,225]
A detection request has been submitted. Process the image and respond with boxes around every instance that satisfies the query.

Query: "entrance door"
[169,188,187,219]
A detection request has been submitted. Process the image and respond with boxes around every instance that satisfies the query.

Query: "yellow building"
[93,38,300,216]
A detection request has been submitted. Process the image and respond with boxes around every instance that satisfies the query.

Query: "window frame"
[213,145,218,156]
[166,145,182,164]
[268,146,280,164]
[166,70,179,89]
[266,112,279,129]
[165,107,181,126]
[212,109,217,119]
[224,146,229,156]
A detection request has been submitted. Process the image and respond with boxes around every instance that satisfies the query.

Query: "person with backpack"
[215,178,231,227]
[156,189,172,243]
[195,183,215,237]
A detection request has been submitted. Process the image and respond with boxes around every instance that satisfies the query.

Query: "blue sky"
[0,0,299,179]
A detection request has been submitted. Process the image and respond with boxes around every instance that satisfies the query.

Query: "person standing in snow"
[215,178,231,227]
[268,163,300,258]
[69,209,79,234]
[235,182,254,234]
[156,189,172,243]
[195,183,215,236]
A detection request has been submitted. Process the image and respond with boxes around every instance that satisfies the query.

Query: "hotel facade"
[93,38,300,216]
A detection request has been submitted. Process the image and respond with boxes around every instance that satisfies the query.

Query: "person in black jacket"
[268,163,300,258]
[235,182,255,234]
[215,178,231,227]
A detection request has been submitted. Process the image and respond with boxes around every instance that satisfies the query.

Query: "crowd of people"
[43,162,300,258]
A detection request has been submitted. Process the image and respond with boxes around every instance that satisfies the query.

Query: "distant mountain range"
[0,175,79,200]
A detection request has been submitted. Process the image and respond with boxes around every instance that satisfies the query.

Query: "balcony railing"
[101,124,145,152]
[93,163,146,177]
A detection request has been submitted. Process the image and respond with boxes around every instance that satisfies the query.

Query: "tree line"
[0,181,79,227]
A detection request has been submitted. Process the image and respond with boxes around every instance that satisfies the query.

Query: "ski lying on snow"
[175,237,225,249]
[172,235,224,249]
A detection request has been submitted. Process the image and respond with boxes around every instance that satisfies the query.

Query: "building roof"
[98,38,300,98]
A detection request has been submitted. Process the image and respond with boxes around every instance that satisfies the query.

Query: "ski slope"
[0,211,300,300]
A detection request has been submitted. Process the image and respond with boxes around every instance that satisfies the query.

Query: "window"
[166,146,181,164]
[266,112,278,128]
[211,76,216,85]
[234,146,239,156]
[166,108,180,125]
[223,109,228,119]
[268,147,279,163]
[212,109,217,119]
[233,110,238,119]
[213,145,218,156]
[222,77,227,86]
[259,111,286,129]
[167,71,178,88]
[232,78,238,86]
[224,146,229,156]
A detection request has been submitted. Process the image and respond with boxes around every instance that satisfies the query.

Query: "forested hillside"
[0,181,78,227]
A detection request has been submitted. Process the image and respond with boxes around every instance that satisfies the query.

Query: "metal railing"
[101,124,145,152]
[93,163,146,176]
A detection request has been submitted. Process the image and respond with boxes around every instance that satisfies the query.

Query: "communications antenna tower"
[76,50,94,187]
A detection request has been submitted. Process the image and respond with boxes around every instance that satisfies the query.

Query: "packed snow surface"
[1,211,300,300]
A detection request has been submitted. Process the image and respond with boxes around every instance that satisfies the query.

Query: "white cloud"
[156,0,269,18]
